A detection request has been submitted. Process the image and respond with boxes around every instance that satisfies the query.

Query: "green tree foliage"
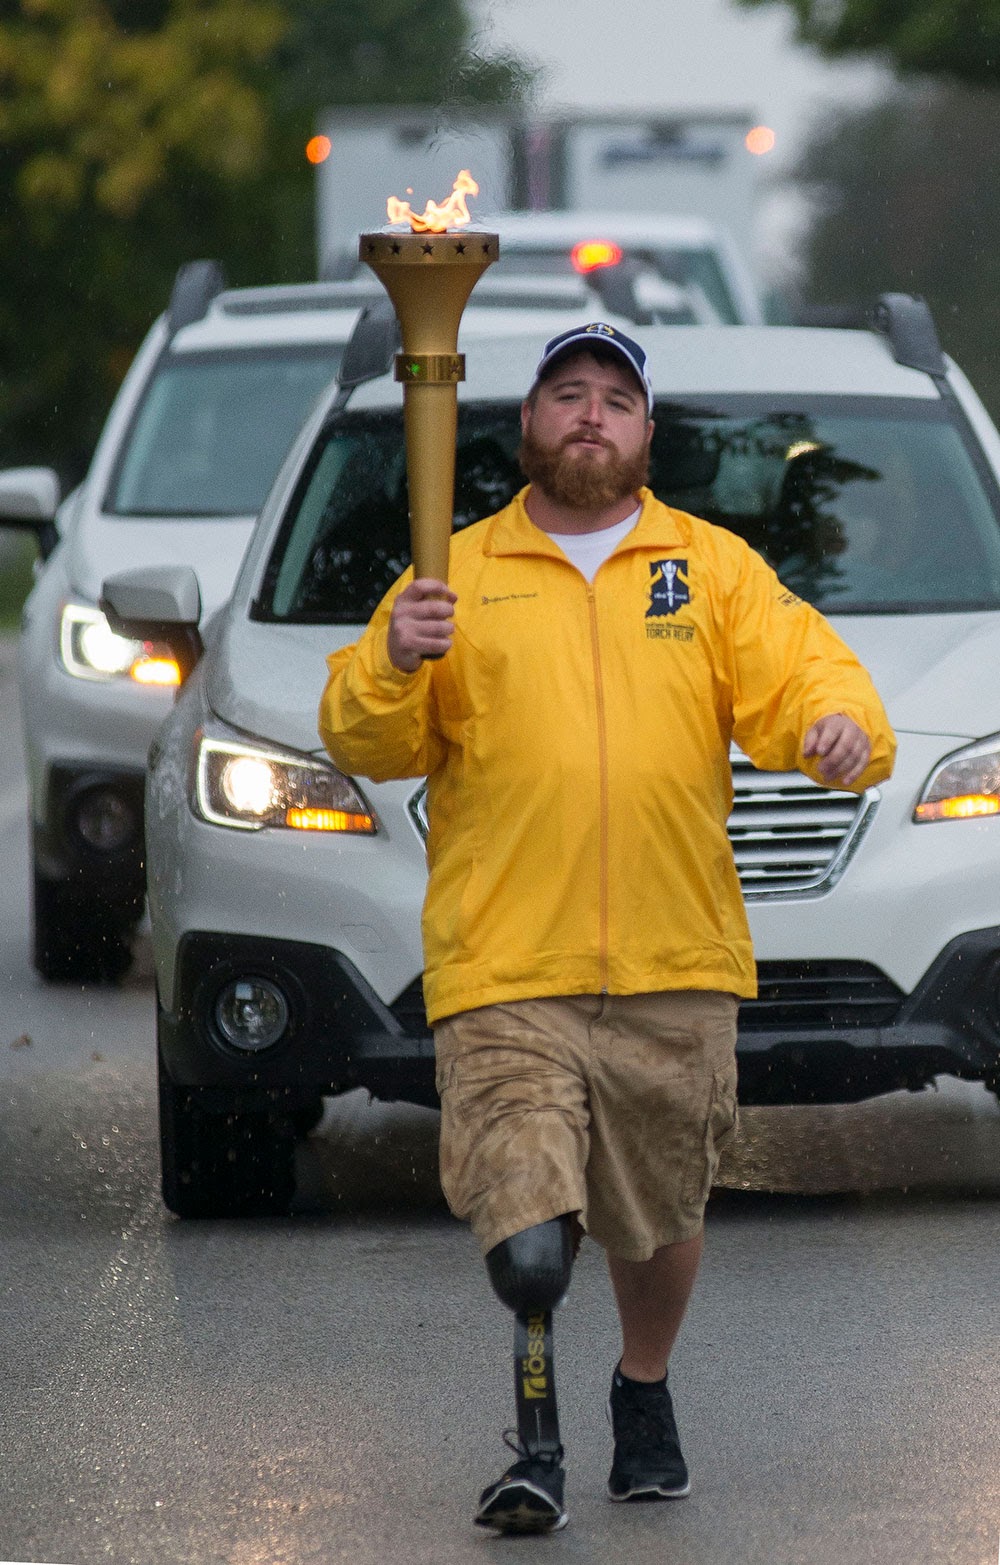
[791,81,1000,416]
[0,0,283,218]
[733,0,1000,84]
[0,0,284,476]
[0,0,533,480]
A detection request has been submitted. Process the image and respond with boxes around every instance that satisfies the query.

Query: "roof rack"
[869,293,947,377]
[218,280,382,317]
[323,243,668,327]
[167,260,227,336]
[793,292,948,378]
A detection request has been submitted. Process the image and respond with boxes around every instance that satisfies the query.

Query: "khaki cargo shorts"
[433,990,739,1263]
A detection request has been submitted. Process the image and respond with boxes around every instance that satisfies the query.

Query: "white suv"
[104,298,1000,1217]
[0,262,375,982]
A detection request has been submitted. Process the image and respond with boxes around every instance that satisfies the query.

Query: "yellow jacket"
[319,488,895,1024]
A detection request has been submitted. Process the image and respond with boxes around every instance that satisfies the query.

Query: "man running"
[319,322,895,1533]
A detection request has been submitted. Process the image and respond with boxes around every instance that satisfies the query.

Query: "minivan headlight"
[59,603,181,686]
[914,734,1000,822]
[195,733,376,833]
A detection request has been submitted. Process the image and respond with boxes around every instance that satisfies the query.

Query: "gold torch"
[360,171,498,586]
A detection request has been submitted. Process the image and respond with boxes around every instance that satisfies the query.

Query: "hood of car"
[829,610,1000,740]
[67,512,256,613]
[207,606,1000,762]
[206,614,358,754]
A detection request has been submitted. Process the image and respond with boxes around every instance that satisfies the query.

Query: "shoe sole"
[475,1479,569,1534]
[608,1478,691,1502]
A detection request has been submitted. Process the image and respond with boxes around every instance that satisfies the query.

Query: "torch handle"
[402,381,458,584]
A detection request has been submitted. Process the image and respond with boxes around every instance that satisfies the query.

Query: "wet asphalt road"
[1,639,999,1565]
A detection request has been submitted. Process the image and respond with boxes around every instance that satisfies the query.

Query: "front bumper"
[160,931,437,1108]
[737,925,1000,1102]
[161,926,1000,1110]
[33,763,146,891]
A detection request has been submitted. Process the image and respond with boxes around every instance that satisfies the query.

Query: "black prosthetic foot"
[475,1309,567,1534]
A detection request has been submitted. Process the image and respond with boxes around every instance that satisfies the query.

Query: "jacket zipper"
[587,586,610,993]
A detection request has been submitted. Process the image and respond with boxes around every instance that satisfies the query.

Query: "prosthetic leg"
[474,1216,575,1534]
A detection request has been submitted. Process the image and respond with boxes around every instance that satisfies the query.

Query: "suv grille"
[741,960,903,1029]
[392,960,905,1039]
[407,751,878,900]
[729,750,876,898]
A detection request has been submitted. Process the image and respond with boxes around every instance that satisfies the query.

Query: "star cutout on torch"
[390,241,402,255]
[422,241,435,255]
[454,241,466,255]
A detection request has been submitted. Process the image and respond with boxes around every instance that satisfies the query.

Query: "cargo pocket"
[687,1062,738,1208]
[434,1053,456,1102]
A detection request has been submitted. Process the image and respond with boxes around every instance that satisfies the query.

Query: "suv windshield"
[107,346,345,518]
[256,396,1000,624]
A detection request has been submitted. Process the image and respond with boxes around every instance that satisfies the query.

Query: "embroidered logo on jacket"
[646,559,690,617]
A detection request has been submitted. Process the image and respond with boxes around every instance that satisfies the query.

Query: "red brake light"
[571,240,623,274]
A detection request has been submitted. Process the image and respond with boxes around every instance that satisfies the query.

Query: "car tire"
[32,866,138,983]
[158,1048,297,1219]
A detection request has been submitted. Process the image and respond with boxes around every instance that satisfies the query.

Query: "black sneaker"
[475,1433,568,1534]
[607,1365,691,1501]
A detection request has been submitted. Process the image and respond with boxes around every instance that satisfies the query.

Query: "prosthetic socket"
[485,1216,575,1459]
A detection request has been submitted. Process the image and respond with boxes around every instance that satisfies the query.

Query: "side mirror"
[336,295,401,391]
[100,565,204,684]
[0,467,61,558]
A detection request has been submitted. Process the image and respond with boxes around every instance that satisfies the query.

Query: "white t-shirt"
[547,507,641,583]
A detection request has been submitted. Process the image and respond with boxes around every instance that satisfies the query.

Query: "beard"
[518,427,650,511]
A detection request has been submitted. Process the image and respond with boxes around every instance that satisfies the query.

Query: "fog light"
[214,978,290,1052]
[74,788,137,852]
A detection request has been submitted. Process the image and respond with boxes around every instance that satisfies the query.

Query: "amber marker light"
[130,656,181,687]
[286,806,375,833]
[914,795,1000,822]
[571,239,623,274]
[745,126,776,156]
[306,135,332,165]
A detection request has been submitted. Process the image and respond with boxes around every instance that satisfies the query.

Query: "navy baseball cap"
[531,322,654,414]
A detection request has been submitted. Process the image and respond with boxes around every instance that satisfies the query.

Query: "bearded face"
[517,348,652,512]
[518,424,650,510]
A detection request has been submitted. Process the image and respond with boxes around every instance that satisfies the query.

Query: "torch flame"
[387,169,479,234]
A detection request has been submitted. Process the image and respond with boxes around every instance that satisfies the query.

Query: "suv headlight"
[194,732,376,834]
[60,602,181,686]
[914,734,1000,822]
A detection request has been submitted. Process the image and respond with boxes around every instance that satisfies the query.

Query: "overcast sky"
[472,0,889,172]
